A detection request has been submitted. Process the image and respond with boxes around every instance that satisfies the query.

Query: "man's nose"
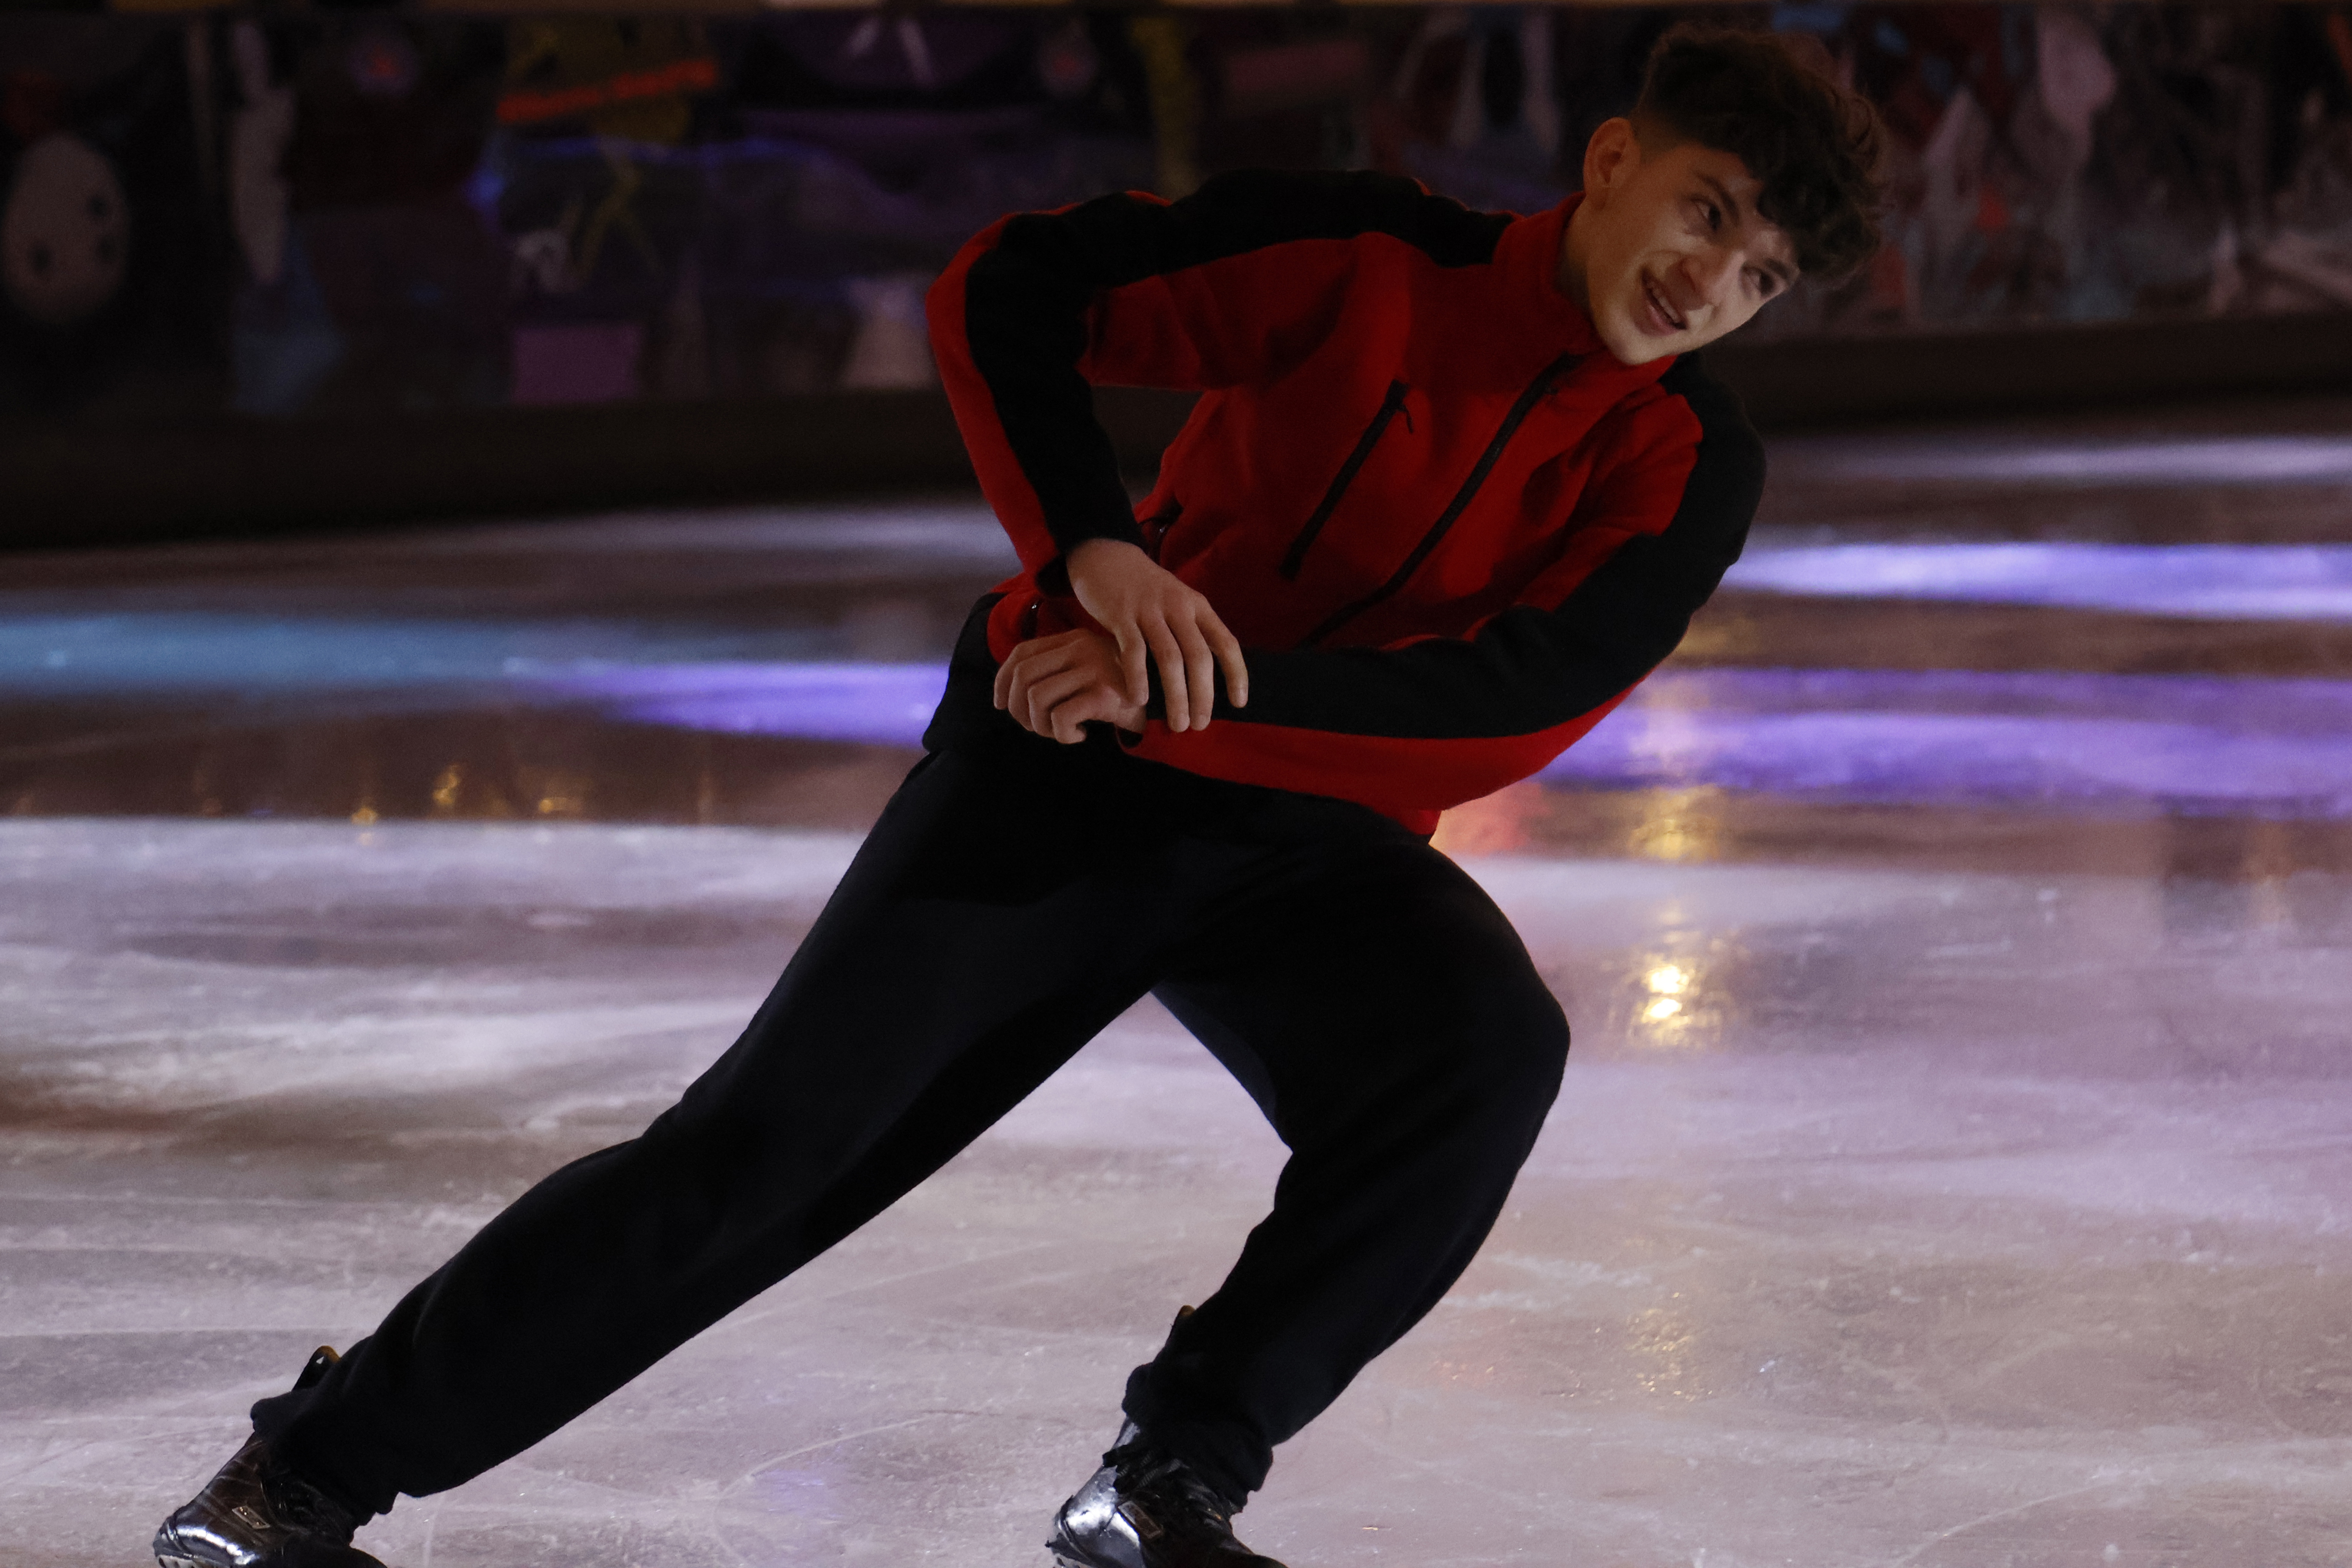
[1684,243,1743,303]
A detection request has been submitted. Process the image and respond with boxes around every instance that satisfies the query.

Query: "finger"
[1179,618,1216,730]
[1025,669,1098,740]
[995,633,1078,710]
[993,649,1012,709]
[1043,677,1109,744]
[1006,641,1085,711]
[1050,687,1103,745]
[1115,626,1149,709]
[1068,642,1132,738]
[1071,683,1136,743]
[1146,621,1190,732]
[1210,619,1249,709]
[1011,668,1053,735]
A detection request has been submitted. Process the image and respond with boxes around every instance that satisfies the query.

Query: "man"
[156,24,1879,1568]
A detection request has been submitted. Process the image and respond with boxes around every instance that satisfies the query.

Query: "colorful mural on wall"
[4,5,2350,420]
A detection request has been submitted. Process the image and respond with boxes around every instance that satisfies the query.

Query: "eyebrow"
[1698,171,1799,288]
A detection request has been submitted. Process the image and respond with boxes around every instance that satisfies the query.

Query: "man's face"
[1561,119,1800,365]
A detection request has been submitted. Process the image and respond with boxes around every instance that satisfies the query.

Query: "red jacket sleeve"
[1118,354,1764,824]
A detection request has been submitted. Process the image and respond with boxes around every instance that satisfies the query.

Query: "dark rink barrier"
[6,2,2352,547]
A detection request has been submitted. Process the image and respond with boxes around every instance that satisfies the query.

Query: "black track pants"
[253,718,1570,1517]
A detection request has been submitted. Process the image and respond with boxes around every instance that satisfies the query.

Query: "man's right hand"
[1064,539,1249,733]
[993,629,1145,744]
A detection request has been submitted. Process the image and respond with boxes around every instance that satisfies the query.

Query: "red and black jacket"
[927,167,1763,837]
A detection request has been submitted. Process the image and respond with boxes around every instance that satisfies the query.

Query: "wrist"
[1067,539,1134,584]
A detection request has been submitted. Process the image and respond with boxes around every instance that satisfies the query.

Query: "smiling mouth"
[1642,275,1687,334]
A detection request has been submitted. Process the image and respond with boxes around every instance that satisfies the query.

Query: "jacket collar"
[1499,191,1673,386]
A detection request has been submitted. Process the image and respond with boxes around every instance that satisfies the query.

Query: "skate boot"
[1048,1420,1285,1568]
[153,1347,387,1568]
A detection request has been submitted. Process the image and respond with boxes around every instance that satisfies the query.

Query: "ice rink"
[6,403,2352,1567]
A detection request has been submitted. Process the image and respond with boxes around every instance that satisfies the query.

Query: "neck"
[1556,197,1596,316]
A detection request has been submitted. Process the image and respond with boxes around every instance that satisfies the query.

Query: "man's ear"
[1581,116,1640,208]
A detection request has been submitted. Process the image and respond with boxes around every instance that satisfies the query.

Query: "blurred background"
[5,2,2352,540]
[9,8,2352,1568]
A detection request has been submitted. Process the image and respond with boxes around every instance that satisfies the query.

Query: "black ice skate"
[154,1347,386,1568]
[1048,1421,1286,1568]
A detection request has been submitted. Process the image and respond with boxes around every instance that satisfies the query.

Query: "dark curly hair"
[1634,23,1885,284]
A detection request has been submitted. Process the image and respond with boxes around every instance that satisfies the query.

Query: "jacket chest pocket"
[1295,350,1582,648]
[1277,379,1411,581]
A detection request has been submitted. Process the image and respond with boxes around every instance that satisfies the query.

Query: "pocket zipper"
[1301,353,1580,647]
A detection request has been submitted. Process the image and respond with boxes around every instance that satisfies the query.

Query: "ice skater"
[156,25,1879,1568]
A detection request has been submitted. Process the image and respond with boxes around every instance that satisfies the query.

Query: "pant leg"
[1128,815,1571,1506]
[255,730,1236,1519]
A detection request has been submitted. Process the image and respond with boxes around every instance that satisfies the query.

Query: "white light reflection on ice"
[1633,958,1700,1043]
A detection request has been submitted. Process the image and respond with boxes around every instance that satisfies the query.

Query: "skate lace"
[257,1449,359,1544]
[1105,1438,1239,1531]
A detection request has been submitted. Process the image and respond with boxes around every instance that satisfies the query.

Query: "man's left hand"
[994,629,1149,744]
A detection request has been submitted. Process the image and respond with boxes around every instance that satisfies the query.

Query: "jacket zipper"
[1300,352,1582,647]
[1278,379,1411,581]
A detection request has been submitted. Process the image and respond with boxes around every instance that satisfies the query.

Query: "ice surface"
[6,411,2352,1567]
[4,819,2349,1568]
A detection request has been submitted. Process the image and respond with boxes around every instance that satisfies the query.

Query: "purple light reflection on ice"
[1551,709,2352,814]
[1725,543,2352,621]
[1552,668,2352,815]
[1616,667,2352,727]
[549,662,950,748]
[560,661,2352,819]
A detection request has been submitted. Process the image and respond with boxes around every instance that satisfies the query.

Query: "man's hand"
[1065,539,1248,733]
[994,629,1147,744]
